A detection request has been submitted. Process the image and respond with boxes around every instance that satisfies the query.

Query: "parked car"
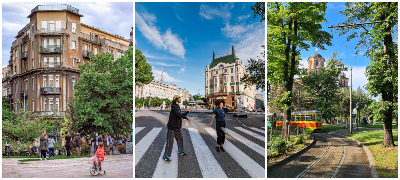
[257,108,263,112]
[253,109,257,112]
[246,107,253,112]
[233,106,247,117]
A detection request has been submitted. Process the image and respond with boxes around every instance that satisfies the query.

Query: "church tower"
[307,48,325,73]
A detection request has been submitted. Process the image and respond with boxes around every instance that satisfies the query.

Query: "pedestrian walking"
[110,137,114,155]
[91,133,102,155]
[48,136,55,158]
[209,101,236,152]
[75,133,82,156]
[106,132,112,155]
[363,117,368,127]
[65,131,72,157]
[39,130,49,160]
[162,95,192,162]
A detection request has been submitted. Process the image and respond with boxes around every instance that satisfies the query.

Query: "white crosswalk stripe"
[153,140,179,178]
[261,127,265,129]
[135,128,162,166]
[248,127,265,134]
[226,128,265,156]
[188,128,227,178]
[234,127,265,142]
[135,127,145,135]
[204,128,265,178]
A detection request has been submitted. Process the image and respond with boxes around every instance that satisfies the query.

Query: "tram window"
[317,114,321,121]
[301,115,305,121]
[292,115,295,121]
[296,115,301,121]
[306,115,312,121]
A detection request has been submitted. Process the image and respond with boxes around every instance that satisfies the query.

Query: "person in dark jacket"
[65,131,71,157]
[162,95,192,162]
[91,133,102,155]
[75,133,81,156]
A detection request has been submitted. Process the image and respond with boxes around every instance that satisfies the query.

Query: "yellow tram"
[276,110,322,131]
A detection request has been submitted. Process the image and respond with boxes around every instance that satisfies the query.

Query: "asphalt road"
[267,133,371,178]
[135,109,265,178]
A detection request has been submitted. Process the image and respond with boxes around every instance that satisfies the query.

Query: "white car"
[233,106,247,117]
[246,107,253,112]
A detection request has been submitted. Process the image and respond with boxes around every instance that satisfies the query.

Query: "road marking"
[243,124,248,128]
[234,127,265,142]
[227,128,265,157]
[261,127,265,129]
[135,127,145,135]
[152,140,179,178]
[204,128,265,178]
[248,127,265,134]
[135,128,162,166]
[188,128,227,178]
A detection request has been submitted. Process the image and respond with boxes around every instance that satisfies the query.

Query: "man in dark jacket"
[91,133,102,155]
[75,133,81,156]
[163,95,192,162]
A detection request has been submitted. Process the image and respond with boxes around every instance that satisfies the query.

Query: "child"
[93,142,105,171]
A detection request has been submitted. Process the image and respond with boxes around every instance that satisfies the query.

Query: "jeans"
[216,121,226,145]
[111,147,114,154]
[94,145,98,155]
[65,144,71,156]
[164,129,184,157]
[48,147,54,158]
[41,150,47,159]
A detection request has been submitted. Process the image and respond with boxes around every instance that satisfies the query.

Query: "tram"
[267,113,276,128]
[275,110,322,131]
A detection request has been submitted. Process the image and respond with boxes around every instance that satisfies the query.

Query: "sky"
[296,2,398,101]
[2,2,133,68]
[135,2,265,98]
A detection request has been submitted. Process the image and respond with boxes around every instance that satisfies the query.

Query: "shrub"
[81,144,90,155]
[286,140,294,149]
[295,135,303,144]
[269,137,286,154]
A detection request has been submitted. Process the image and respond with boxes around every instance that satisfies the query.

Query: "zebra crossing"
[135,125,265,178]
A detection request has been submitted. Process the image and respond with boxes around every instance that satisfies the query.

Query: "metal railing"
[40,28,66,33]
[80,32,100,43]
[42,62,62,68]
[32,4,79,14]
[82,50,93,58]
[40,45,62,53]
[40,87,61,95]
[20,51,28,59]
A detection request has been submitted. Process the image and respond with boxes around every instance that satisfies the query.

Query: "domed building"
[307,51,325,73]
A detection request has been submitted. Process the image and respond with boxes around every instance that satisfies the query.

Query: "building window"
[31,23,35,34]
[56,98,59,111]
[15,83,17,94]
[49,75,54,87]
[56,76,59,87]
[32,58,34,68]
[224,76,226,82]
[73,58,76,67]
[43,98,46,111]
[211,72,212,76]
[42,21,47,32]
[95,47,98,54]
[32,42,34,51]
[225,69,227,73]
[43,75,47,87]
[72,77,76,90]
[49,21,54,33]
[72,41,76,50]
[49,99,53,112]
[72,22,76,33]
[231,68,233,73]
[32,77,34,90]
[207,73,208,77]
[231,76,233,82]
[237,75,239,81]
[216,71,218,74]
[25,79,28,91]
[32,99,34,111]
[214,78,217,84]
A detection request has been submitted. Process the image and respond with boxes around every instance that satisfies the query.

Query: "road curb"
[335,134,378,178]
[267,137,315,171]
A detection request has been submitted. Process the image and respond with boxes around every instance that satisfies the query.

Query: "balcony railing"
[40,87,61,95]
[40,28,66,34]
[82,50,93,58]
[20,51,28,59]
[22,34,29,42]
[32,4,79,14]
[40,45,62,53]
[80,32,100,43]
[42,62,62,68]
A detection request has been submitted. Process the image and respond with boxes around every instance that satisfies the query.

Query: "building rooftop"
[28,4,83,18]
[209,54,237,69]
[309,53,324,59]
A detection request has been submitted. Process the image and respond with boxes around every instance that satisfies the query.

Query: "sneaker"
[177,152,187,156]
[215,146,220,152]
[220,146,225,152]
[40,158,42,160]
[162,156,171,162]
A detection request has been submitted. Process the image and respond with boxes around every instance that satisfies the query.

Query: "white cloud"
[147,61,182,67]
[142,51,179,61]
[233,24,265,64]
[135,10,186,58]
[236,14,250,22]
[221,23,252,40]
[177,67,185,74]
[152,66,182,82]
[199,3,234,22]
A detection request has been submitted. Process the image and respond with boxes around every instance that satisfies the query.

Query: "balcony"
[6,94,12,101]
[40,45,62,53]
[80,32,100,44]
[40,87,61,95]
[22,34,30,43]
[82,50,93,59]
[40,28,66,34]
[42,62,62,68]
[20,51,28,60]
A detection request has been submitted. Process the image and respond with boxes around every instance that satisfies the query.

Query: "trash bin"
[5,144,11,158]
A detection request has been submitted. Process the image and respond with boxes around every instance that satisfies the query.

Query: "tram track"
[296,134,346,178]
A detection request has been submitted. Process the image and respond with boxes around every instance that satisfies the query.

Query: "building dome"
[310,53,323,58]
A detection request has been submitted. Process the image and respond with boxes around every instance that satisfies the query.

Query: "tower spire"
[232,45,235,55]
[213,51,215,60]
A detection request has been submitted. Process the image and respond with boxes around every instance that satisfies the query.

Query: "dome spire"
[316,48,318,53]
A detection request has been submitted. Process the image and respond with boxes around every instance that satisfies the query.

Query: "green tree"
[193,95,201,101]
[183,100,188,106]
[267,2,332,140]
[336,2,398,147]
[74,47,133,136]
[251,2,265,22]
[302,53,348,123]
[135,49,154,87]
[242,45,265,92]
[2,97,15,122]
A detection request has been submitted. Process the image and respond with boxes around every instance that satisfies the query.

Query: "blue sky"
[297,2,398,100]
[2,2,133,68]
[135,2,265,98]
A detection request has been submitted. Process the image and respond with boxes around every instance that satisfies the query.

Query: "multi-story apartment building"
[205,46,256,108]
[5,4,130,118]
[135,80,189,106]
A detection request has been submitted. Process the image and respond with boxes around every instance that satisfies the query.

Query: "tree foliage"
[242,45,265,92]
[74,47,133,136]
[251,2,265,22]
[336,2,398,147]
[135,49,154,87]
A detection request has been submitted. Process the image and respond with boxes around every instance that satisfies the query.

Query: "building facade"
[135,80,189,106]
[205,45,256,108]
[4,4,130,118]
